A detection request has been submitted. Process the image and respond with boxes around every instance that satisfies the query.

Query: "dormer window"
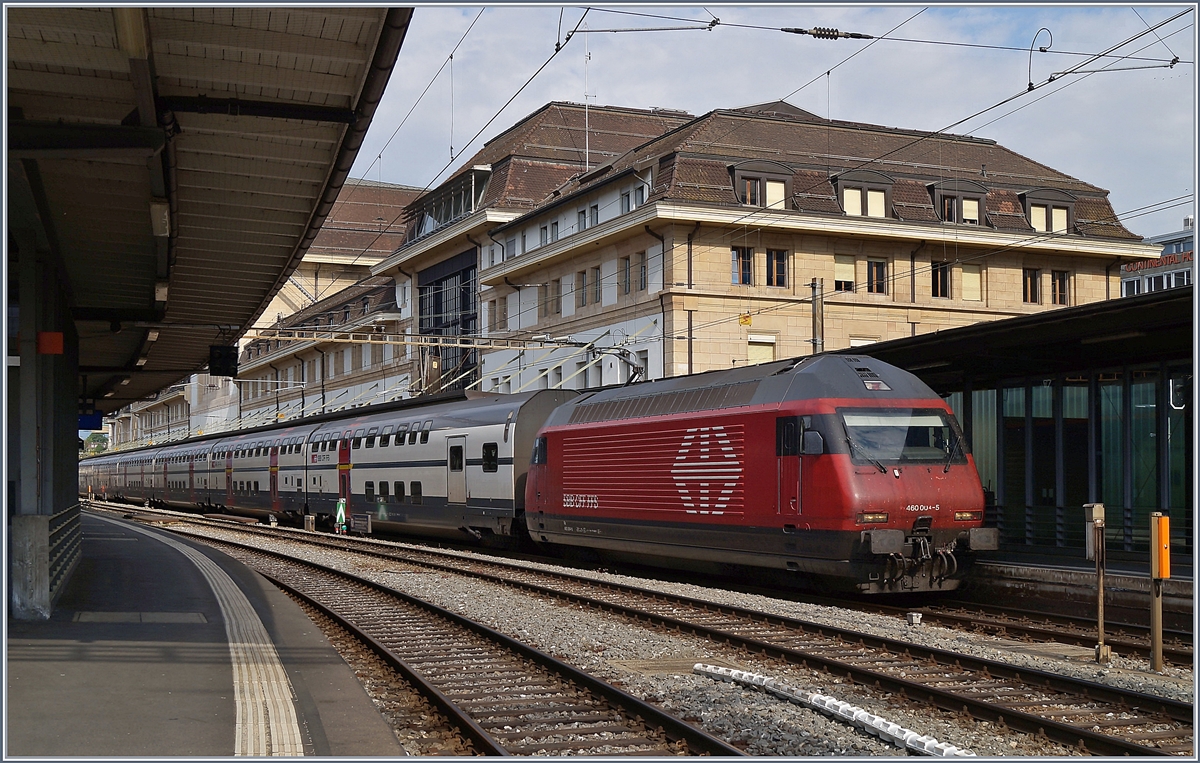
[929,180,988,226]
[835,170,894,219]
[731,160,792,209]
[1020,188,1075,234]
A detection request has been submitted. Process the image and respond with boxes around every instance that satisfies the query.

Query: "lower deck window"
[410,481,422,504]
[394,481,405,502]
[365,481,375,499]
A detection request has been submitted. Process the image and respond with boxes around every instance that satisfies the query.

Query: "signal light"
[955,511,983,522]
[856,512,888,524]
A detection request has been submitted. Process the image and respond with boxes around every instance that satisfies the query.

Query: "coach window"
[380,425,393,447]
[449,446,464,472]
[421,420,433,444]
[365,481,375,499]
[411,482,423,504]
[366,427,378,448]
[482,442,499,472]
[394,481,405,502]
[378,481,389,501]
[352,429,364,448]
[253,481,259,493]
[409,429,419,445]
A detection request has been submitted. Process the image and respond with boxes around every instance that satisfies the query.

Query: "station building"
[1120,215,1194,297]
[372,101,1159,392]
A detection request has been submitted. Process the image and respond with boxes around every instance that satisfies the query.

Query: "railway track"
[96,506,1194,755]
[196,535,744,757]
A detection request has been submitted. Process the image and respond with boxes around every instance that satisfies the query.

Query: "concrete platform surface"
[6,512,405,757]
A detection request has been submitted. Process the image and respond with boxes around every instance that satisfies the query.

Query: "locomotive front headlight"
[856,512,888,524]
[954,511,983,521]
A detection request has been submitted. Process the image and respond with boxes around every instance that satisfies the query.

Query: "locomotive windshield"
[840,408,967,465]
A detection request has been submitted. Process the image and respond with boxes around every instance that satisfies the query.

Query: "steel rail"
[199,534,747,757]
[262,569,508,756]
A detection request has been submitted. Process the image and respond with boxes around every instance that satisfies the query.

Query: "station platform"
[6,511,405,757]
[965,549,1193,628]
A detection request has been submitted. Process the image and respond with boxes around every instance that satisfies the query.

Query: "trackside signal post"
[1084,503,1110,664]
[1149,512,1170,672]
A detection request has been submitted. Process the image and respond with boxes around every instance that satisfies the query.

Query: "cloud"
[354,5,1195,236]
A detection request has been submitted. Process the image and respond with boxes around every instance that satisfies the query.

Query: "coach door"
[447,436,466,504]
[776,417,800,515]
[338,432,352,501]
[269,442,280,512]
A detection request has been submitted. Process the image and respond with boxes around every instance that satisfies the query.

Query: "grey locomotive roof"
[543,355,939,428]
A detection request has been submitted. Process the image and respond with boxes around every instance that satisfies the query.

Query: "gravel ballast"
[165,520,1192,756]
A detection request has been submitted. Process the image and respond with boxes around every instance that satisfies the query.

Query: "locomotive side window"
[482,442,499,472]
[776,417,801,456]
[531,436,548,465]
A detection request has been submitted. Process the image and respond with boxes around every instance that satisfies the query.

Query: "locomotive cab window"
[841,408,967,465]
[482,442,499,472]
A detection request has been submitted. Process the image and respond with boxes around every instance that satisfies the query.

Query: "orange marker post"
[1150,513,1170,672]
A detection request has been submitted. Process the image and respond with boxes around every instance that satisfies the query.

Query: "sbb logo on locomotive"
[672,426,743,515]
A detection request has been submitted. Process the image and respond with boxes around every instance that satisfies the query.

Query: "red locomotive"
[526,354,997,593]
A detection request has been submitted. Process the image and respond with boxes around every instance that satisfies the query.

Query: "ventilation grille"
[567,380,760,425]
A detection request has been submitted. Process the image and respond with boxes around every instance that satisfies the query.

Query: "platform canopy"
[834,286,1193,391]
[7,7,413,412]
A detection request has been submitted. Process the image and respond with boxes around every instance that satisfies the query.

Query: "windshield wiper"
[943,435,962,473]
[846,436,886,473]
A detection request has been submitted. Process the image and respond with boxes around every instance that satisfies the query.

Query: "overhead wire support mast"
[782,27,874,40]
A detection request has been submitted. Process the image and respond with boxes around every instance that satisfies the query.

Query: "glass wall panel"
[970,389,997,501]
[1002,386,1027,544]
[1029,385,1056,544]
[1167,368,1192,550]
[1130,372,1159,549]
[1061,381,1090,548]
[1098,374,1124,546]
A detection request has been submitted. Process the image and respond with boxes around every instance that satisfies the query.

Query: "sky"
[349,4,1196,239]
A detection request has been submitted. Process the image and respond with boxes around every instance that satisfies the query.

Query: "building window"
[766,249,787,287]
[1022,268,1041,304]
[538,284,549,319]
[589,204,599,227]
[550,221,558,242]
[1051,270,1069,305]
[504,237,515,262]
[732,163,791,209]
[931,261,950,298]
[866,259,887,294]
[1122,279,1142,297]
[620,257,631,294]
[578,209,587,232]
[940,196,982,225]
[732,246,753,285]
[620,191,631,214]
[634,185,645,206]
[520,231,527,254]
[738,177,760,206]
[496,298,507,331]
[843,187,888,218]
[962,264,982,301]
[552,278,562,314]
[591,266,601,304]
[834,254,855,292]
[539,226,548,246]
[637,252,647,291]
[576,271,587,307]
[1030,205,1070,233]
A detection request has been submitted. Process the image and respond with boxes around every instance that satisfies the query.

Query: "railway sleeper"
[487,724,645,740]
[503,737,664,754]
[477,713,617,728]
